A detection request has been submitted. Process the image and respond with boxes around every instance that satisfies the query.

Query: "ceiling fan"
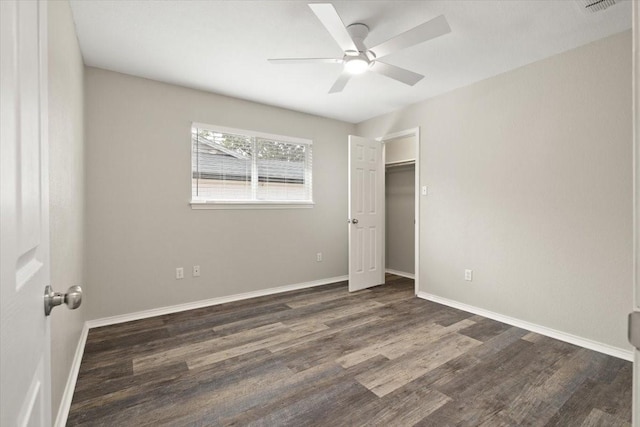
[268,3,451,93]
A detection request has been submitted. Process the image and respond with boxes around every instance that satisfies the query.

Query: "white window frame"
[190,123,314,210]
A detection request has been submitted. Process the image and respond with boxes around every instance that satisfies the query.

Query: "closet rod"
[385,160,415,169]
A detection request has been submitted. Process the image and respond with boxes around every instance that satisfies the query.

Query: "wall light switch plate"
[316,253,323,262]
[464,269,473,281]
[193,265,200,277]
[176,267,184,280]
[422,186,428,196]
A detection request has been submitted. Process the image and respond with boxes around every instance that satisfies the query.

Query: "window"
[191,123,313,208]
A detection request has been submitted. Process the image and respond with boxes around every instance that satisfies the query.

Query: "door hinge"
[628,312,640,350]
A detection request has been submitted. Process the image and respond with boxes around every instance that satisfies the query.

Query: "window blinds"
[191,124,313,203]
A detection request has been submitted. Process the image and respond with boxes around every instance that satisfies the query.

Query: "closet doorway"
[382,129,419,294]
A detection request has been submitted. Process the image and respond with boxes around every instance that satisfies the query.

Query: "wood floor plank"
[457,317,513,342]
[327,380,452,426]
[380,319,476,360]
[524,347,609,410]
[186,322,330,369]
[244,379,373,427]
[70,361,189,408]
[433,338,535,397]
[86,316,166,340]
[545,379,609,426]
[281,299,384,329]
[422,340,541,425]
[67,361,190,425]
[83,327,170,354]
[133,353,295,426]
[73,360,132,389]
[79,327,219,374]
[335,322,450,369]
[132,322,290,374]
[218,358,389,426]
[266,314,382,353]
[356,331,482,397]
[68,275,632,426]
[336,318,475,369]
[164,302,293,336]
[581,408,631,427]
[274,309,435,374]
[466,325,530,360]
[210,295,378,336]
[600,361,633,421]
[284,286,366,309]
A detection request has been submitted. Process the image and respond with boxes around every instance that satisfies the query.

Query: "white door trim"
[632,0,639,424]
[379,127,420,295]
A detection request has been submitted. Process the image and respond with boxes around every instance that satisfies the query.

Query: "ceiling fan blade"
[309,3,358,53]
[328,71,352,94]
[369,15,451,59]
[370,61,424,86]
[268,58,342,64]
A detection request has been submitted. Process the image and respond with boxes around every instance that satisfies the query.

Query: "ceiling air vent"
[576,0,617,13]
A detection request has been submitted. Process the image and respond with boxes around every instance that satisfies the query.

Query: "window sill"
[190,200,315,210]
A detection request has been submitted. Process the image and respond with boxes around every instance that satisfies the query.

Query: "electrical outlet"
[176,267,184,279]
[316,252,323,262]
[464,269,473,281]
[193,265,200,277]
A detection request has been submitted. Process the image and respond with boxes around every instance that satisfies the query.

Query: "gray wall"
[386,165,415,275]
[48,0,86,421]
[385,136,415,165]
[357,31,633,351]
[85,68,355,319]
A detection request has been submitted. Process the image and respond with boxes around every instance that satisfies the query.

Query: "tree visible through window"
[191,124,313,204]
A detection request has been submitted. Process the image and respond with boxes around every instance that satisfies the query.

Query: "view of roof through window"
[191,125,312,203]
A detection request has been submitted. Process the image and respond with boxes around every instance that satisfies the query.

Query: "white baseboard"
[385,269,415,280]
[54,322,89,427]
[417,291,633,362]
[87,275,348,329]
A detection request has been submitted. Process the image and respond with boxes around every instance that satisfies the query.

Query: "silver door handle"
[44,285,83,316]
[350,218,359,224]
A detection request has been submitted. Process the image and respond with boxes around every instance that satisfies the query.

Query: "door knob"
[44,285,83,316]
[351,218,359,224]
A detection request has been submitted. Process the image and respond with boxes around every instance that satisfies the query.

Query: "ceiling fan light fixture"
[344,57,369,74]
[270,4,449,93]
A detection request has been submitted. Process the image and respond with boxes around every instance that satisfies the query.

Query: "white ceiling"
[69,0,632,124]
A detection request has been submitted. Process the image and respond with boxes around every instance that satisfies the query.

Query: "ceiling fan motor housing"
[346,23,370,53]
[344,23,375,73]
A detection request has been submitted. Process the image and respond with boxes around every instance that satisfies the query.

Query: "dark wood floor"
[68,275,632,426]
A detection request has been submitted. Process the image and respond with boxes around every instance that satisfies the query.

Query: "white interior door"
[0,0,52,425]
[348,135,385,292]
